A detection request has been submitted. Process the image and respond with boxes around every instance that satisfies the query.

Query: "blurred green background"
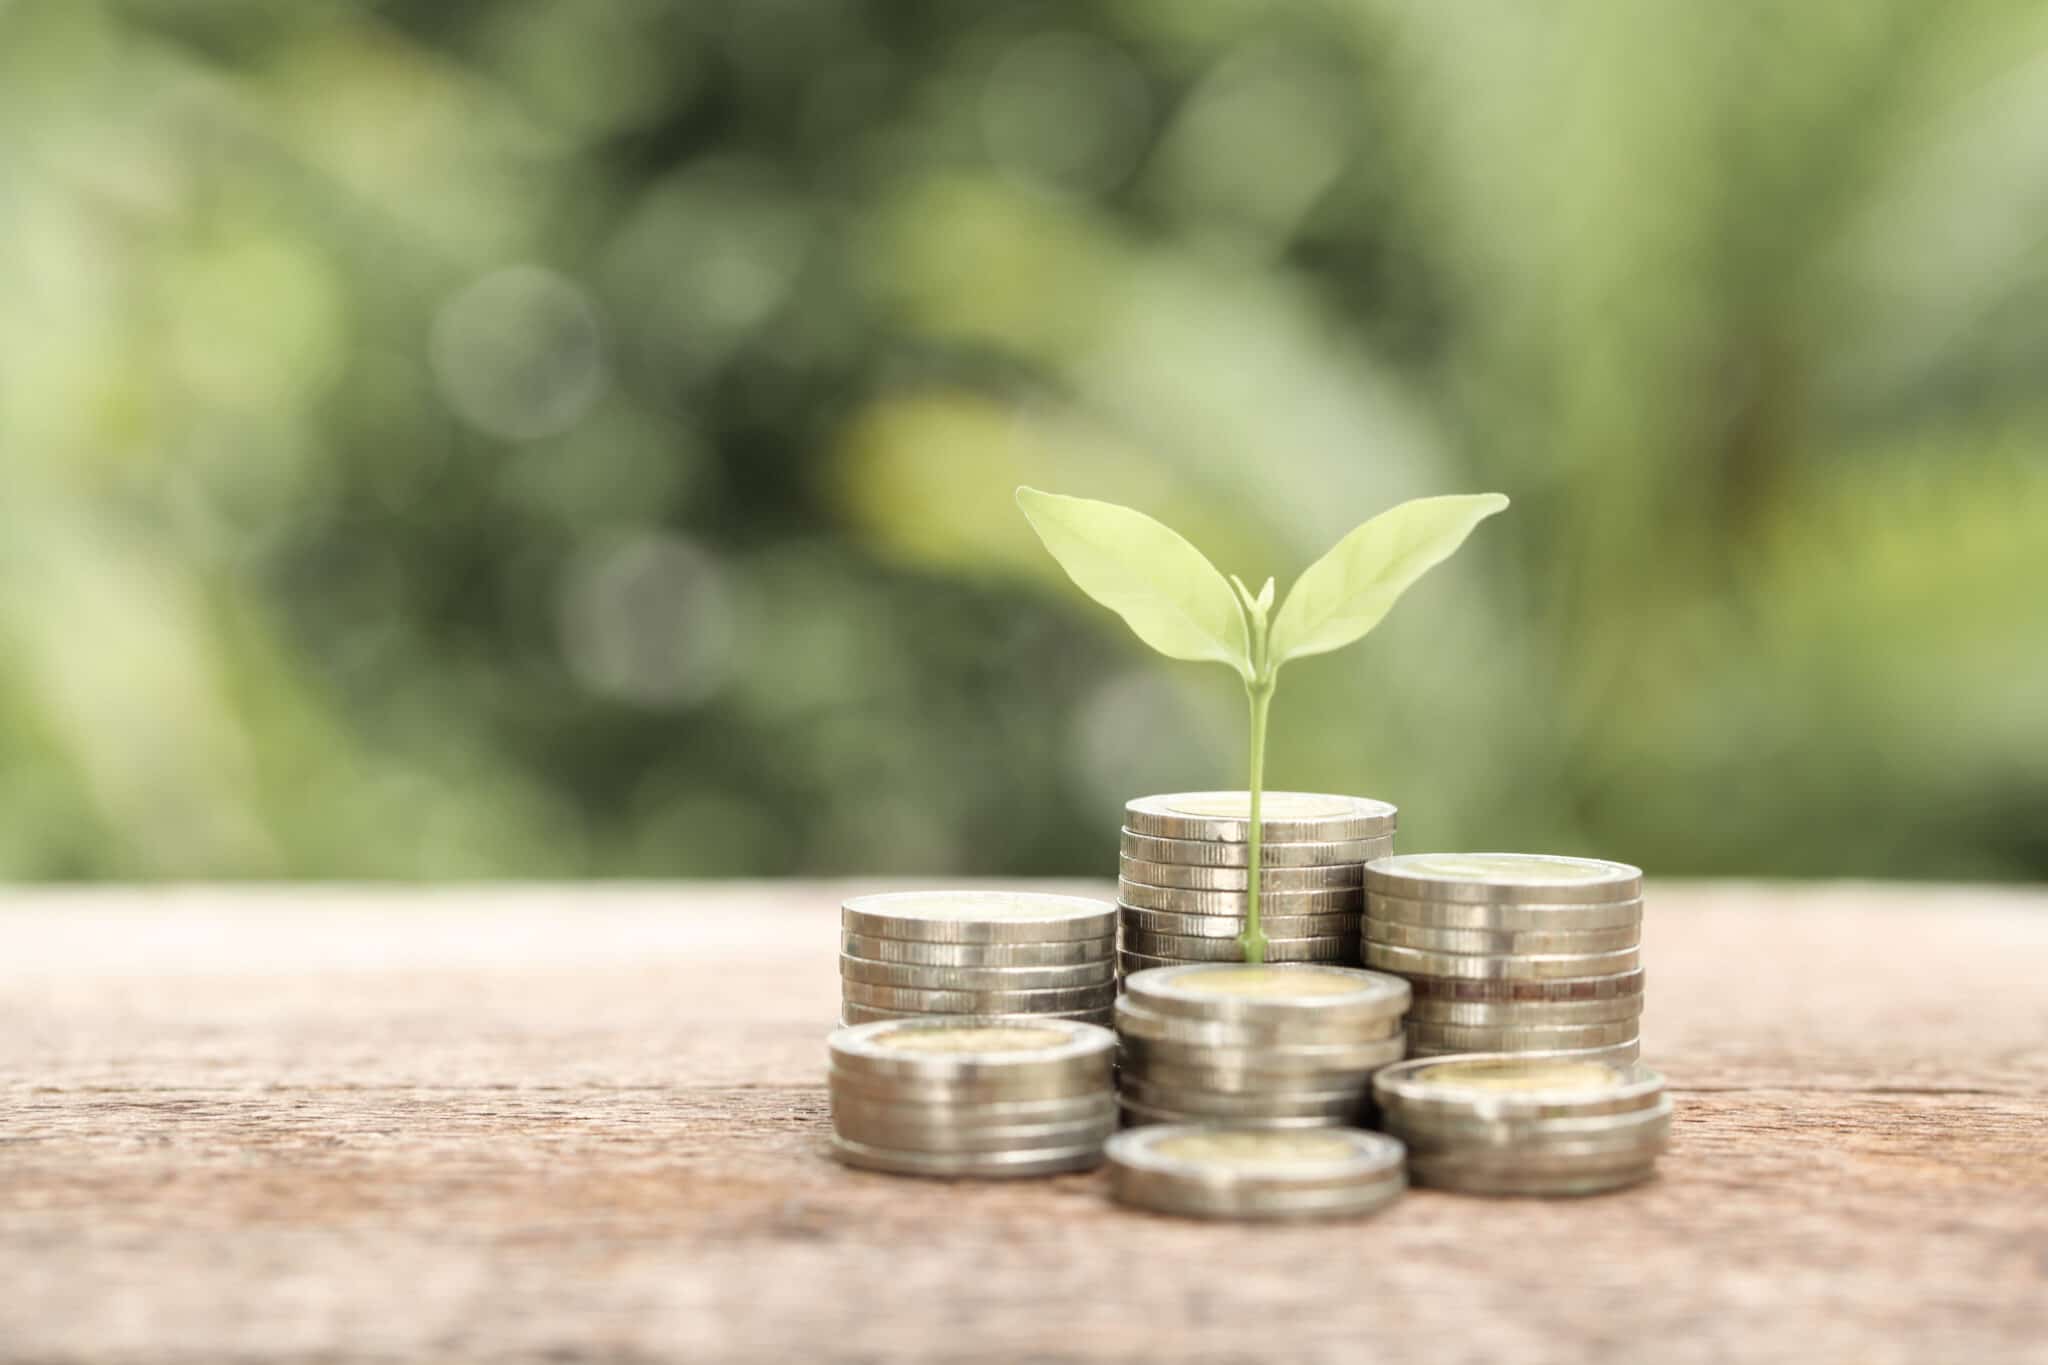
[2,0,2044,883]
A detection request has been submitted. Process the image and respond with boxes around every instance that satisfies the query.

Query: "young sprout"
[1017,486,1508,962]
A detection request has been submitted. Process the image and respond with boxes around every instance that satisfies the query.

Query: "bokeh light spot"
[431,265,606,441]
[980,32,1152,195]
[557,532,734,709]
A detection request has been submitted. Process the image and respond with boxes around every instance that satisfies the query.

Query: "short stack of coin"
[1114,963,1410,1129]
[840,890,1117,1027]
[1373,1053,1671,1195]
[827,1017,1118,1177]
[1119,792,1397,975]
[1106,1124,1407,1220]
[1362,853,1644,1060]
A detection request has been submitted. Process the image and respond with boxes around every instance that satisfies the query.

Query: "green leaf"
[1017,487,1252,679]
[1268,493,1509,667]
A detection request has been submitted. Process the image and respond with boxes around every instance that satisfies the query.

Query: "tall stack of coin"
[1373,1053,1671,1195]
[840,891,1116,1026]
[1119,792,1396,974]
[1362,853,1644,1060]
[1106,1125,1407,1221]
[827,1017,1118,1177]
[1114,963,1410,1129]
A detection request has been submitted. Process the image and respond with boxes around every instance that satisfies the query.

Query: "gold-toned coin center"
[1153,1130,1361,1169]
[1175,966,1363,998]
[1414,1058,1619,1091]
[872,1026,1072,1054]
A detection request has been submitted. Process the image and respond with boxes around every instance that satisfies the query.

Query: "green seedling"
[1017,486,1509,962]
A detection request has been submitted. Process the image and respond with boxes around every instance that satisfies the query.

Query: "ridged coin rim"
[1120,856,1365,891]
[1118,834,1389,870]
[828,1134,1106,1178]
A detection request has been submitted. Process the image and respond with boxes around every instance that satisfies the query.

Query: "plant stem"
[1241,678,1273,964]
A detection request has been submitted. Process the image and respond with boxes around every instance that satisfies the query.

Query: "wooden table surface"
[3,881,2045,1364]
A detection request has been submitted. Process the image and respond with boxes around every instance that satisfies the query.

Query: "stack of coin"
[827,1017,1118,1177]
[1106,1125,1407,1220]
[1114,963,1410,1129]
[840,890,1117,1027]
[1372,1053,1671,1195]
[1119,792,1396,974]
[1362,853,1644,1060]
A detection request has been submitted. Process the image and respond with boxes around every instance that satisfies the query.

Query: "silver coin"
[832,1109,1117,1153]
[1402,1017,1641,1052]
[1109,1125,1406,1188]
[1119,1033,1407,1079]
[1113,997,1403,1048]
[1111,1143,1405,1204]
[1119,1075,1367,1120]
[1364,853,1642,905]
[1395,1127,1672,1178]
[839,955,1116,991]
[1120,1059,1389,1100]
[1117,944,1357,974]
[1119,855,1366,891]
[1124,963,1411,1024]
[841,980,1117,1013]
[1114,1045,1403,1081]
[1118,881,1363,915]
[828,1018,1115,1089]
[1364,891,1643,932]
[1118,834,1390,870]
[1107,1126,1406,1220]
[1407,1037,1642,1064]
[1388,1095,1673,1151]
[1125,929,1361,961]
[840,1003,1116,1028]
[1363,942,1641,980]
[1126,792,1397,843]
[841,890,1116,944]
[1373,1055,1664,1121]
[841,932,1115,967]
[1405,1035,1643,1063]
[1400,965,1646,1003]
[1119,906,1358,939]
[829,1092,1115,1134]
[1402,1125,1672,1162]
[1120,948,1198,976]
[1404,1150,1658,1196]
[829,1133,1106,1178]
[1364,919,1640,956]
[827,1086,1115,1127]
[1404,994,1644,1027]
[1113,1173,1406,1220]
[1117,1095,1350,1130]
[828,1065,1107,1107]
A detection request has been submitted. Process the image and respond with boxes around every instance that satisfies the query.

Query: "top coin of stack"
[840,891,1117,1028]
[1362,853,1644,1060]
[1119,792,1396,975]
[828,1017,1118,1178]
[1372,1053,1671,1196]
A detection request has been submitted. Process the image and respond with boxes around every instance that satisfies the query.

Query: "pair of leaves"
[1016,486,1508,681]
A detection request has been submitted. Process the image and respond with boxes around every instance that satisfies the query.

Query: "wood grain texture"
[2,881,2045,1364]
